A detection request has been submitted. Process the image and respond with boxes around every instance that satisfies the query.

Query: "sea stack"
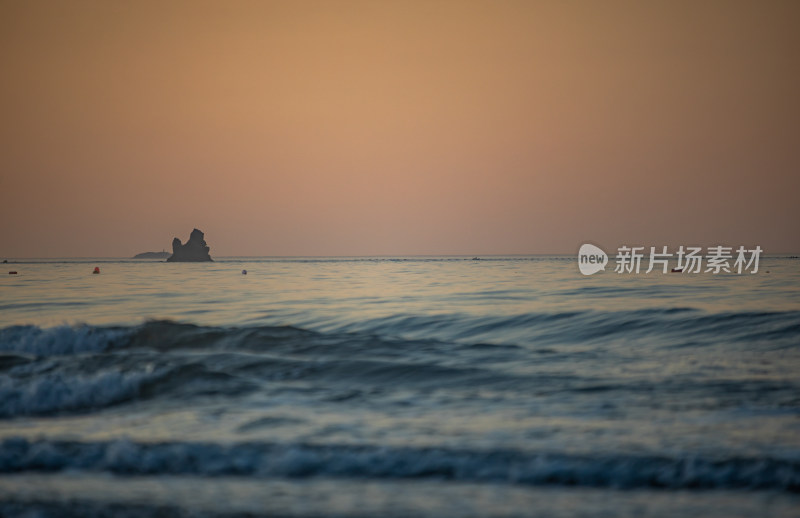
[167,228,213,262]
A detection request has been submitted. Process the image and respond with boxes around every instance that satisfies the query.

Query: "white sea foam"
[0,325,131,357]
[0,438,798,491]
[0,369,158,417]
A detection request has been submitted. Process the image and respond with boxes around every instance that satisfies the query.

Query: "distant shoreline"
[132,251,171,259]
[3,253,799,262]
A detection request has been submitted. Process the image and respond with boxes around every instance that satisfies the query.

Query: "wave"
[0,438,797,491]
[0,369,155,418]
[0,324,132,357]
[2,309,798,358]
[1,312,797,417]
[326,308,800,347]
[0,357,265,418]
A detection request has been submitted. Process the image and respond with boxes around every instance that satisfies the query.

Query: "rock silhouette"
[167,229,213,262]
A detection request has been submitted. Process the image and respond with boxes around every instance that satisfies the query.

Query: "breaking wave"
[1,309,798,358]
[0,312,798,418]
[0,438,797,491]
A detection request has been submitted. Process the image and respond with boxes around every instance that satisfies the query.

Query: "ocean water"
[0,256,799,517]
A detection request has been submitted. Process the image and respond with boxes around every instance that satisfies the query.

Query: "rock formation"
[166,228,213,262]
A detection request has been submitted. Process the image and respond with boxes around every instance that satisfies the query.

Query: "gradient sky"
[1,0,798,257]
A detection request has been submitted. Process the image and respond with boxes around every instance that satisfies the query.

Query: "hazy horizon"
[2,0,799,257]
[4,250,798,260]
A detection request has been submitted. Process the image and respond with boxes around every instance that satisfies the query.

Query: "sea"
[0,255,798,517]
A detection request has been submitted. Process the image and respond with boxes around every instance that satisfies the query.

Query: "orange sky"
[1,0,798,257]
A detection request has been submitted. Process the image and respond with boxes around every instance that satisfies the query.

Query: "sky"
[1,0,798,257]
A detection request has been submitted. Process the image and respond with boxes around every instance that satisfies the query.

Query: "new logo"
[578,244,608,275]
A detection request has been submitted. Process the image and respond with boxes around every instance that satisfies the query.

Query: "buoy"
[93,267,100,274]
[242,269,247,275]
[8,271,17,275]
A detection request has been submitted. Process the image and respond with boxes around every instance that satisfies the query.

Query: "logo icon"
[578,243,608,275]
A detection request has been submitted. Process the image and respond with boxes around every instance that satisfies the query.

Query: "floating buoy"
[8,271,17,275]
[93,267,100,274]
[242,269,247,275]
